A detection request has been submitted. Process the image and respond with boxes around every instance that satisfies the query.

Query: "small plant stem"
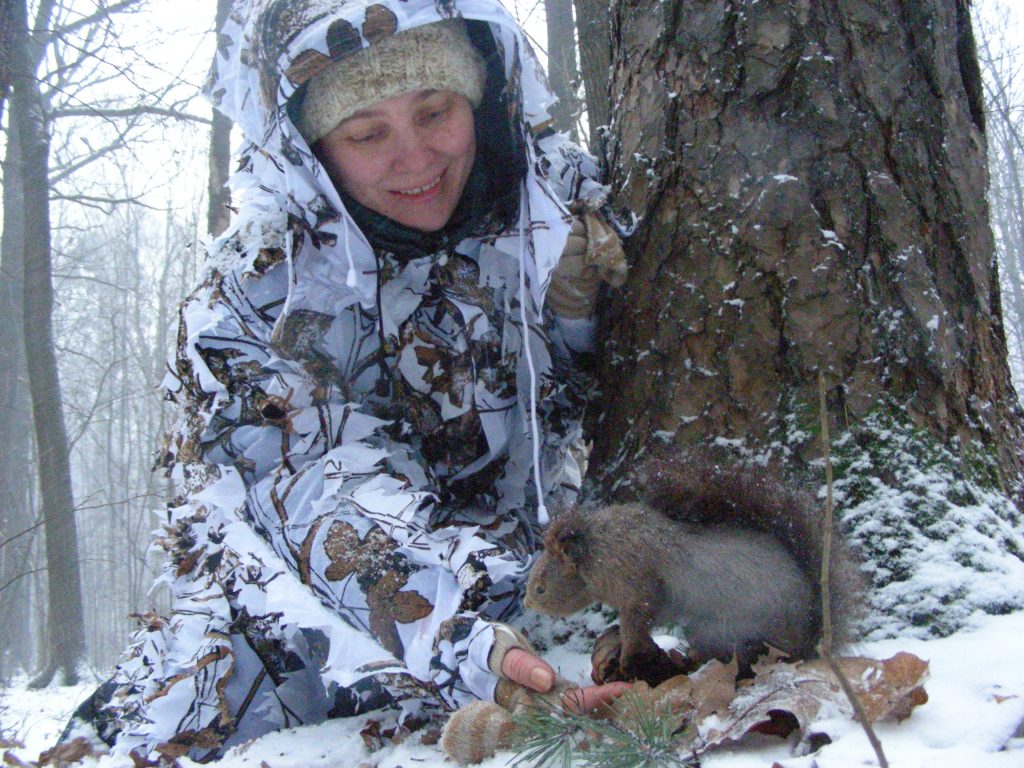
[818,370,890,768]
[818,369,835,656]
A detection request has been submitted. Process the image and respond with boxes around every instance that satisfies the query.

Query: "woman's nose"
[391,128,434,173]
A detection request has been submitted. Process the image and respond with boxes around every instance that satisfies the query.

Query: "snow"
[3,610,1022,768]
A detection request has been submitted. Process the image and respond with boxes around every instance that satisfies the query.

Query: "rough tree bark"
[573,0,612,150]
[590,0,1024,494]
[9,0,86,686]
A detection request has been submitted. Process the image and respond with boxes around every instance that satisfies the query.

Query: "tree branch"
[50,191,165,212]
[51,104,211,123]
[44,0,143,46]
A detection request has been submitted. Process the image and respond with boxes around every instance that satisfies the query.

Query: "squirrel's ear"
[554,526,586,563]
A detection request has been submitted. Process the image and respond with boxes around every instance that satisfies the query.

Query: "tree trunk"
[0,0,15,119]
[208,112,232,237]
[573,0,612,150]
[593,0,1023,487]
[207,0,233,237]
[0,116,36,678]
[589,0,1024,637]
[545,0,581,141]
[9,0,86,687]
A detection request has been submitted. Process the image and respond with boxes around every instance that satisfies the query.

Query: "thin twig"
[818,370,835,656]
[818,370,889,768]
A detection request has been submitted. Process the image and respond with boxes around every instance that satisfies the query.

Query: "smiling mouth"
[394,172,443,197]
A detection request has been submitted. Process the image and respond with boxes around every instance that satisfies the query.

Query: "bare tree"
[1,0,209,682]
[0,0,15,117]
[0,113,36,680]
[207,0,233,236]
[545,0,581,140]
[976,2,1024,387]
[572,0,611,150]
[7,0,87,686]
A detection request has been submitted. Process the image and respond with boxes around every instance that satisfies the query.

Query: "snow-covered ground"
[3,610,1023,767]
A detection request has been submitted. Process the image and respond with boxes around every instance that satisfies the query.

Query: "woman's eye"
[349,128,384,144]
[420,106,449,125]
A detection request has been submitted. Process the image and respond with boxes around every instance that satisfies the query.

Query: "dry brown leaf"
[3,751,34,768]
[801,651,930,722]
[701,660,830,747]
[653,658,740,722]
[691,651,928,753]
[749,646,791,675]
[609,659,741,739]
[36,737,108,767]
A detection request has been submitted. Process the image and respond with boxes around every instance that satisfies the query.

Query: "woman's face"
[314,89,476,232]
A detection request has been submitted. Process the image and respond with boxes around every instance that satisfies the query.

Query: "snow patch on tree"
[830,409,1024,640]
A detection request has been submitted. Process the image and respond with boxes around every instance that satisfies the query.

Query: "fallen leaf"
[37,737,106,766]
[803,651,930,722]
[696,651,929,752]
[361,719,385,752]
[3,750,34,768]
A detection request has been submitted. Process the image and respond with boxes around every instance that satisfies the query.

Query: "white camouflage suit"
[89,0,612,760]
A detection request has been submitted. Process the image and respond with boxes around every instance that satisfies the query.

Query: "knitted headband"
[296,19,488,144]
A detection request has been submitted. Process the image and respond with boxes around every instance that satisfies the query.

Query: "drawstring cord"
[517,184,549,525]
[344,219,358,288]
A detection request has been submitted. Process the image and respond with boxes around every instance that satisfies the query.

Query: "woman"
[81,0,627,759]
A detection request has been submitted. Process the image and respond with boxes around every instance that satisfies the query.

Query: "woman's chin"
[387,200,458,232]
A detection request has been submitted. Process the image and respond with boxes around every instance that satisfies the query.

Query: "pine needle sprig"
[578,692,696,768]
[509,706,582,768]
[508,690,697,768]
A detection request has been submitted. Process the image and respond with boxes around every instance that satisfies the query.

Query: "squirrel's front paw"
[622,647,689,687]
[591,625,624,684]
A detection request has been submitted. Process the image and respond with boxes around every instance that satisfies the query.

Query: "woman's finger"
[500,648,555,692]
[560,682,632,715]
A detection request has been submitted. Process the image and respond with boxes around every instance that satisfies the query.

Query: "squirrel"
[523,453,864,685]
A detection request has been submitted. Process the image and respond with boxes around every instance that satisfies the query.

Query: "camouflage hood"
[204,0,590,322]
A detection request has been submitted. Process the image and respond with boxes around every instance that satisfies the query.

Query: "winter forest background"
[2,0,1024,732]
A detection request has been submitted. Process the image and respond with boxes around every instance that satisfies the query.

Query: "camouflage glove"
[546,206,629,319]
[442,624,582,764]
[488,624,580,711]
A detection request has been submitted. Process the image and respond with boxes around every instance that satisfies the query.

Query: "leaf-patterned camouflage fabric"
[83,0,613,761]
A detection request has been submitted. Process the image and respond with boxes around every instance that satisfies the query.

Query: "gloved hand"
[487,624,578,711]
[546,206,628,319]
[441,623,630,764]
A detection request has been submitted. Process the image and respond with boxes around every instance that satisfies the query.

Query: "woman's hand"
[546,208,628,319]
[500,647,631,715]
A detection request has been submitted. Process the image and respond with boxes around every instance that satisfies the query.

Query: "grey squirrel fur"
[523,455,863,684]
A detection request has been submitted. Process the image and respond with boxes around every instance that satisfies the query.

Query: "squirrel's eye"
[535,586,545,595]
